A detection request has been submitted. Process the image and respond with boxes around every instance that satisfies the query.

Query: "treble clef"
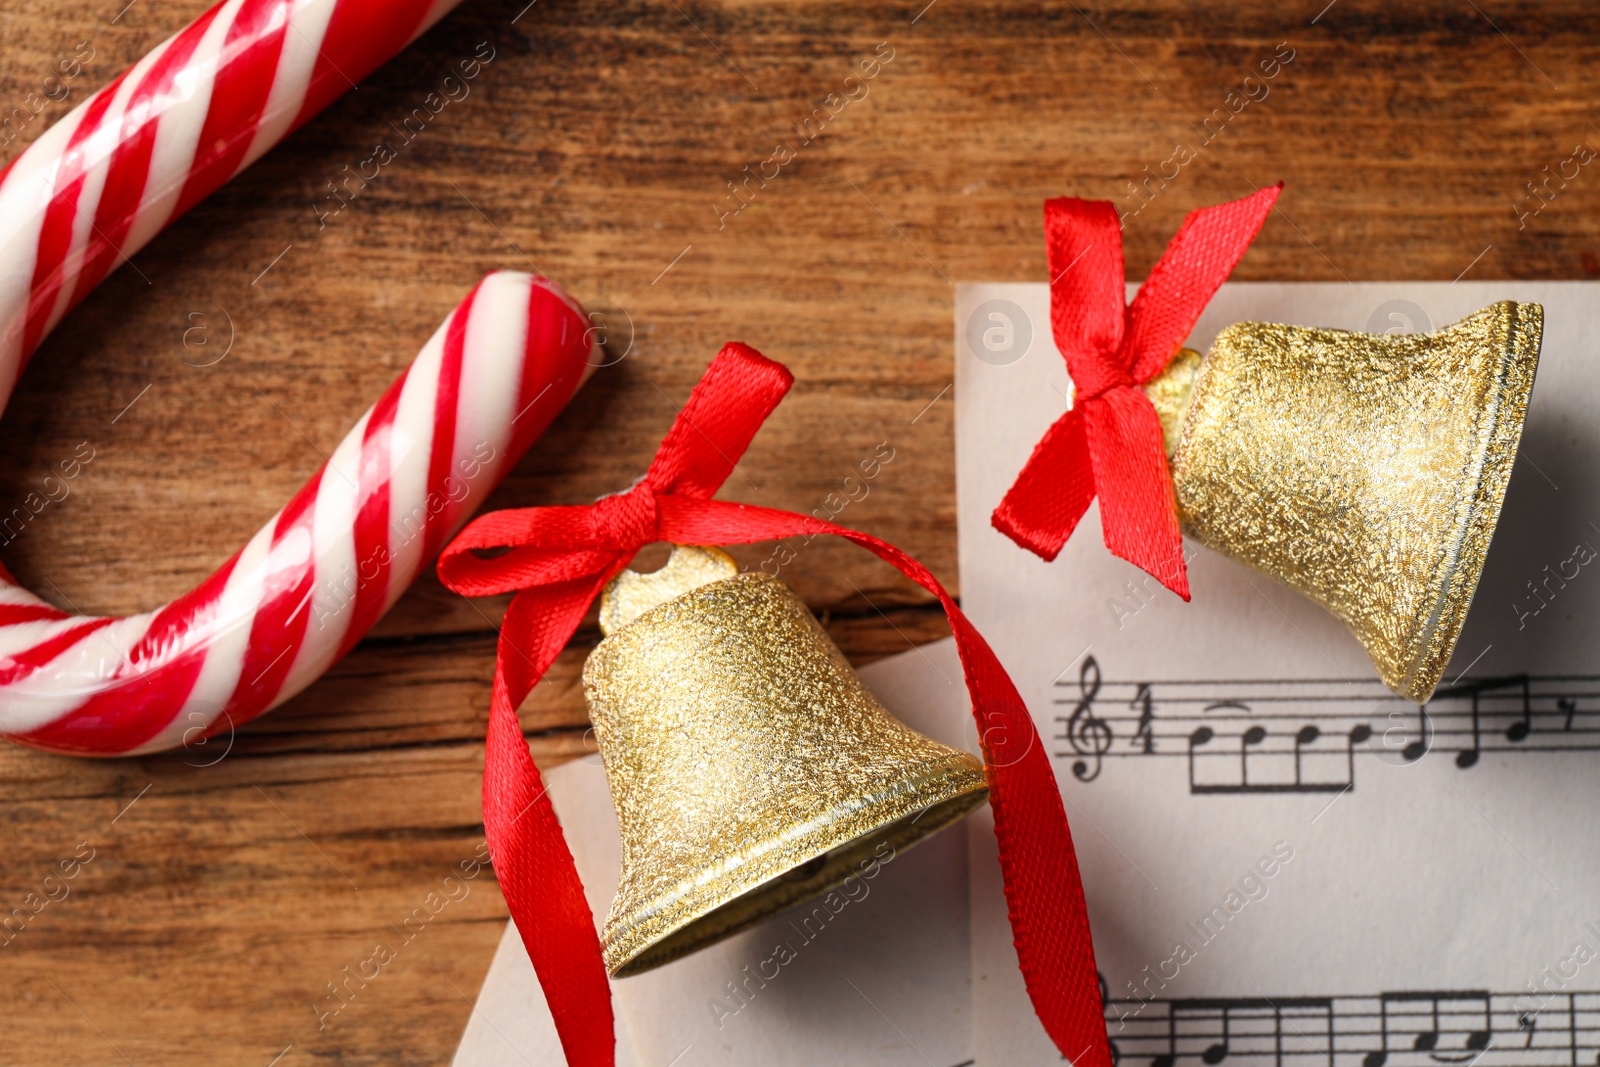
[1068,656,1114,782]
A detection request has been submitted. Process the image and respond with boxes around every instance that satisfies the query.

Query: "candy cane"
[0,0,597,756]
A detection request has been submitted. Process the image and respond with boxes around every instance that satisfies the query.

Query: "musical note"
[1291,723,1320,780]
[1437,676,1531,768]
[1189,702,1268,793]
[1111,993,1332,1067]
[1188,726,1216,794]
[1503,676,1533,742]
[1051,663,1600,795]
[1099,985,1584,1067]
[1370,991,1491,1065]
[1202,1005,1230,1065]
[1399,705,1431,763]
[1457,699,1480,769]
[1239,725,1267,789]
[1186,712,1351,794]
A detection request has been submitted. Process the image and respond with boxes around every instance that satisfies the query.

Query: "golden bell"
[1147,301,1543,704]
[582,545,989,977]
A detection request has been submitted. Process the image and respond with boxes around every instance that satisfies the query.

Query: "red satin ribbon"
[991,185,1282,598]
[439,344,1110,1067]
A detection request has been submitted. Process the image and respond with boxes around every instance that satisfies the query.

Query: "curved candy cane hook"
[0,0,597,755]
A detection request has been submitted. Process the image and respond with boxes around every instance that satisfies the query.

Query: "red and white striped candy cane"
[0,0,597,756]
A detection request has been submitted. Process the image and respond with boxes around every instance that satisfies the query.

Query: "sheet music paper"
[451,911,643,1067]
[453,645,977,1066]
[956,282,1600,1067]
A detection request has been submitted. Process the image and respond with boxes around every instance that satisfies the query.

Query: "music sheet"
[956,282,1600,1067]
[451,903,643,1067]
[453,646,977,1067]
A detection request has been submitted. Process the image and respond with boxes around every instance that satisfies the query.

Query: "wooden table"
[1,0,1593,1062]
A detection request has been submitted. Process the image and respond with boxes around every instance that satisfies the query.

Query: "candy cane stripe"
[23,78,123,359]
[243,0,338,168]
[339,373,405,660]
[421,284,472,564]
[176,0,291,218]
[110,0,237,263]
[0,618,117,690]
[229,474,323,719]
[299,0,438,129]
[85,8,223,300]
[0,605,66,627]
[1,0,596,756]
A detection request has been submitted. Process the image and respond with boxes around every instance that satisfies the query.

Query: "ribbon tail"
[450,339,1118,1067]
[643,342,794,498]
[991,407,1097,562]
[1044,197,1127,359]
[948,609,1111,1067]
[1123,183,1281,382]
[659,497,1112,1067]
[1082,390,1189,599]
[485,577,620,1067]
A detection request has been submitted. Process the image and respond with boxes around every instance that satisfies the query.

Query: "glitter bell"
[582,545,989,977]
[1147,301,1544,704]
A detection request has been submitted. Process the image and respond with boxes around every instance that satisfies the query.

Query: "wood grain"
[1,0,1597,1062]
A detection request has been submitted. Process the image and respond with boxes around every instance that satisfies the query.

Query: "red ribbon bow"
[439,344,1110,1067]
[991,185,1282,598]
